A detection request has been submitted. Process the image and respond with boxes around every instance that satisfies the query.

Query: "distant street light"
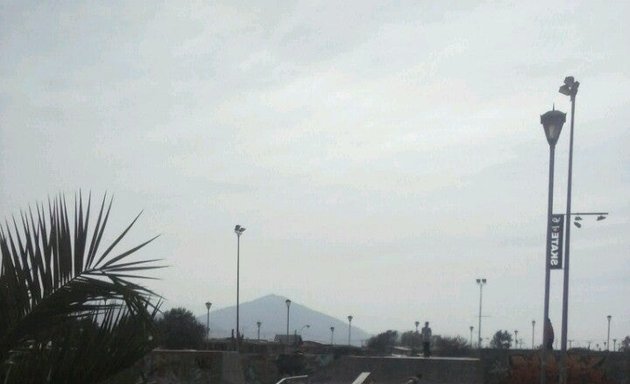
[347,315,353,346]
[514,330,519,349]
[205,302,212,340]
[469,326,474,347]
[532,320,536,349]
[330,326,335,345]
[300,324,310,336]
[234,224,246,351]
[607,315,612,351]
[285,299,291,341]
[613,339,617,351]
[415,321,420,333]
[257,321,262,341]
[476,278,487,348]
[539,104,566,384]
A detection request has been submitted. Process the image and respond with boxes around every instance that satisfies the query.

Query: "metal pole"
[532,320,536,350]
[607,315,611,351]
[477,281,484,348]
[470,326,473,347]
[560,84,577,384]
[286,301,291,340]
[206,307,210,339]
[348,316,353,346]
[541,143,556,384]
[257,321,261,341]
[236,233,240,351]
[515,330,518,349]
[330,327,334,345]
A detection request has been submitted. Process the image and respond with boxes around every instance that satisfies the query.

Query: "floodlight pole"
[607,315,611,351]
[476,278,486,349]
[205,302,212,341]
[286,299,291,341]
[347,315,353,346]
[559,77,579,384]
[234,225,246,351]
[532,320,536,350]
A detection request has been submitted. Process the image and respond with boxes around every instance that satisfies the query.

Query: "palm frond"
[0,193,163,383]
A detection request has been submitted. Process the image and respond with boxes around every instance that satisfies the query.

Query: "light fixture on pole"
[205,302,212,340]
[469,326,474,347]
[613,339,617,351]
[607,315,612,351]
[300,324,310,338]
[539,105,566,384]
[330,326,335,345]
[514,330,519,349]
[476,278,487,349]
[285,299,291,342]
[257,321,261,341]
[234,224,246,351]
[415,321,420,333]
[347,315,353,346]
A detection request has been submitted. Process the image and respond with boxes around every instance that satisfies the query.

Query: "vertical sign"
[547,214,564,269]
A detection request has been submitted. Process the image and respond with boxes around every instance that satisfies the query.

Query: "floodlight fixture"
[235,225,246,235]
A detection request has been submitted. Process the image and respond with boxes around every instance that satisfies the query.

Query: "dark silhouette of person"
[545,318,554,350]
[421,322,432,357]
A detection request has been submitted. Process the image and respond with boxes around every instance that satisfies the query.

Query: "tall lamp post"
[257,321,261,341]
[330,326,335,345]
[539,105,566,384]
[347,315,353,346]
[234,225,246,350]
[558,76,579,384]
[613,339,617,352]
[285,299,291,341]
[532,320,536,350]
[476,278,487,348]
[514,330,519,349]
[607,315,612,351]
[415,321,420,333]
[205,302,212,340]
[469,326,474,347]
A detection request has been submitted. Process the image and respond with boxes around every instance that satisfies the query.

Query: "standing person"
[544,318,554,350]
[421,322,432,357]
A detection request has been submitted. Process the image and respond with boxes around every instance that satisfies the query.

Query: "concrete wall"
[111,349,628,384]
[310,356,483,384]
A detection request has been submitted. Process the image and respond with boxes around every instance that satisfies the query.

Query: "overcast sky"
[1,1,628,348]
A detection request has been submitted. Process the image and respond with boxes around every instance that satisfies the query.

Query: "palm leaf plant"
[0,193,163,383]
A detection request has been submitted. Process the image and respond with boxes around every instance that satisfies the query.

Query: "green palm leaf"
[0,193,163,384]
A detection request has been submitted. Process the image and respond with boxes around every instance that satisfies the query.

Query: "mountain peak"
[197,294,370,346]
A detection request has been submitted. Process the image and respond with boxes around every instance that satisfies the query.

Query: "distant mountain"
[196,294,371,346]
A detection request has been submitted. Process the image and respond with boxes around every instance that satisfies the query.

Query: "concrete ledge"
[312,355,483,384]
